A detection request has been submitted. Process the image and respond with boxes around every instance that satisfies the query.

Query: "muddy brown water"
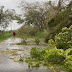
[0,38,53,72]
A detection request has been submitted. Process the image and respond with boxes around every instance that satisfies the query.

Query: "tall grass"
[0,31,12,42]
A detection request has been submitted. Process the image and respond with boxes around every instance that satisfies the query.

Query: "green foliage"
[0,32,12,42]
[30,48,41,59]
[35,38,40,45]
[44,48,65,65]
[48,8,72,28]
[65,48,72,56]
[25,57,40,67]
[26,46,72,72]
[61,57,72,72]
[48,39,55,46]
[55,25,72,50]
[14,16,24,23]
[68,50,72,55]
[25,47,46,67]
[17,26,48,41]
[19,56,24,62]
[30,47,46,61]
[65,49,72,70]
[45,7,72,42]
[17,25,39,36]
[24,1,72,72]
[36,30,48,38]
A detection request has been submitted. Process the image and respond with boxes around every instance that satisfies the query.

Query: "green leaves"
[62,27,68,32]
[30,48,39,58]
[55,25,72,50]
[26,46,72,72]
[44,48,65,65]
[25,25,72,71]
[35,38,40,45]
[26,47,65,67]
[48,39,55,46]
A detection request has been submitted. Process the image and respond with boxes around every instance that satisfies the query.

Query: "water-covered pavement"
[0,38,53,72]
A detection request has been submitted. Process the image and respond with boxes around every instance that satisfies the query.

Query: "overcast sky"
[0,0,57,30]
[0,0,57,14]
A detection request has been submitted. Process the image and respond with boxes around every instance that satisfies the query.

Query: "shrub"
[26,47,66,67]
[62,60,72,72]
[55,25,72,50]
[26,46,72,72]
[48,39,55,46]
[30,48,41,59]
[68,50,72,55]
[17,25,39,36]
[35,38,40,45]
[44,48,65,65]
[65,48,72,56]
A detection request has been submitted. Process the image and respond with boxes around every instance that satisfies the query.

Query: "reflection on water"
[0,38,53,72]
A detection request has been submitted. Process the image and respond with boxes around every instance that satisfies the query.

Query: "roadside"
[0,32,12,42]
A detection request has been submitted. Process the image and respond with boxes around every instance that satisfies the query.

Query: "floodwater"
[0,38,53,72]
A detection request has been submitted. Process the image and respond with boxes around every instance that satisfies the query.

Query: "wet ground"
[0,38,53,72]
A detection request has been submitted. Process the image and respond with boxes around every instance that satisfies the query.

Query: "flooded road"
[0,38,53,72]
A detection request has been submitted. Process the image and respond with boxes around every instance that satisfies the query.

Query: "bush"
[0,32,12,42]
[55,25,72,50]
[26,47,65,67]
[26,46,72,72]
[68,50,72,55]
[48,39,55,46]
[35,38,40,45]
[17,25,39,36]
[65,48,72,56]
[62,60,72,72]
[30,48,41,59]
[44,48,65,65]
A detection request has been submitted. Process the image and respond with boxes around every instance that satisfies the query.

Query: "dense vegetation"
[45,4,72,42]
[16,1,72,71]
[18,0,72,42]
[0,0,72,72]
[25,25,72,72]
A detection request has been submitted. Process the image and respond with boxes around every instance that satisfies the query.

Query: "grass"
[16,42,27,45]
[0,31,12,42]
